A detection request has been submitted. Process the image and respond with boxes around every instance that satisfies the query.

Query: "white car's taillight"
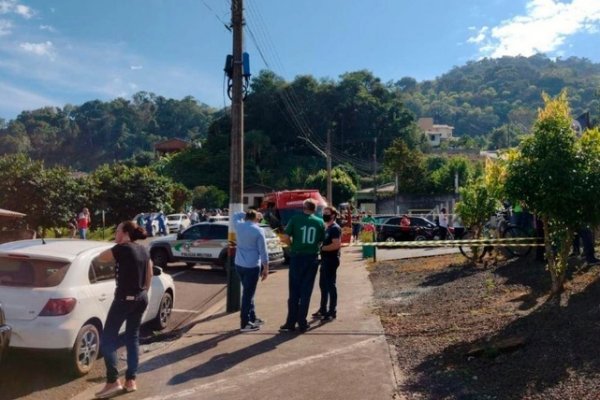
[39,298,77,316]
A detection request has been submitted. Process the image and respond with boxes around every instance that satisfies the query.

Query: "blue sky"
[1,0,599,120]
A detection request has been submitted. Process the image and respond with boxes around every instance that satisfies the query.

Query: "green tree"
[91,164,174,226]
[0,154,89,233]
[304,167,357,205]
[383,138,427,193]
[505,91,589,295]
[191,185,228,210]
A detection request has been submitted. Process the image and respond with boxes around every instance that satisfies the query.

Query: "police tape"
[344,237,543,247]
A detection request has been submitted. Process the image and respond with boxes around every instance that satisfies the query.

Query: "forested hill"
[400,54,600,137]
[0,54,599,173]
[0,93,217,171]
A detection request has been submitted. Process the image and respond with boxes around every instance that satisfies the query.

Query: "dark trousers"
[318,256,340,315]
[102,292,148,383]
[235,265,260,327]
[439,226,448,240]
[285,254,319,329]
[573,228,596,261]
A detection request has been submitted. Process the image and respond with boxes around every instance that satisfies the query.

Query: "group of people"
[67,207,91,239]
[233,199,342,333]
[94,198,342,398]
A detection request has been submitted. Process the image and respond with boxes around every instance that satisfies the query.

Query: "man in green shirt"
[279,199,325,333]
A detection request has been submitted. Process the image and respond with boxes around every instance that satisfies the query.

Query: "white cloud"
[39,24,56,32]
[0,0,33,18]
[467,26,489,44]
[19,41,55,58]
[0,19,11,35]
[130,65,143,70]
[468,0,600,58]
[14,3,31,18]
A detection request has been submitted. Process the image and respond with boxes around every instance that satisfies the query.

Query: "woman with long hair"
[94,221,152,398]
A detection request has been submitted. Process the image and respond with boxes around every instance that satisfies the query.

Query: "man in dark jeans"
[313,206,342,320]
[233,210,269,332]
[279,199,325,333]
[571,226,600,265]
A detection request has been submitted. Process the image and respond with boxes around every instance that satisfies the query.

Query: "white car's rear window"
[0,256,70,288]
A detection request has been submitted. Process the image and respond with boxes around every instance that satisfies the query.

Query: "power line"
[244,0,375,174]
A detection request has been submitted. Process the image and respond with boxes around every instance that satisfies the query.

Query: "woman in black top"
[95,221,152,399]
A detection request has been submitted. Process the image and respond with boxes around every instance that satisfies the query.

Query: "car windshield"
[0,256,71,287]
[167,215,181,221]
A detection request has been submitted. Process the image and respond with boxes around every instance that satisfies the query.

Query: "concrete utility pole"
[226,0,243,313]
[326,128,332,205]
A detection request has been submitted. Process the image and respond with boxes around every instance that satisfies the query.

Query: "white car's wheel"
[153,292,173,330]
[71,323,100,376]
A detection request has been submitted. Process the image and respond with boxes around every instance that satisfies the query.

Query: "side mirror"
[177,233,183,240]
[152,266,163,276]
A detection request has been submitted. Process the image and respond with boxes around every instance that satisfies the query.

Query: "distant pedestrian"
[438,208,448,240]
[77,207,91,240]
[157,212,167,236]
[145,215,154,237]
[279,199,325,333]
[233,210,269,332]
[94,221,151,398]
[313,206,342,321]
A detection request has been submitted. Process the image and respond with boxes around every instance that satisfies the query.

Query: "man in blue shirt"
[233,209,269,332]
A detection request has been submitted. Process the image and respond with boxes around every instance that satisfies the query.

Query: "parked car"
[0,302,11,365]
[166,213,191,233]
[150,221,284,269]
[0,239,175,376]
[376,216,439,242]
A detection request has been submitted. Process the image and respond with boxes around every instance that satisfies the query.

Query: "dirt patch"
[369,252,600,400]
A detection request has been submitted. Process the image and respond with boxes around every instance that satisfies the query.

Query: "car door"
[204,225,228,260]
[172,224,212,259]
[87,256,116,325]
[384,217,401,240]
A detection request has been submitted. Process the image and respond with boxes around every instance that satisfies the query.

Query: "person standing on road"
[77,207,91,240]
[438,208,449,240]
[313,206,342,321]
[233,209,270,332]
[94,221,152,398]
[279,199,325,333]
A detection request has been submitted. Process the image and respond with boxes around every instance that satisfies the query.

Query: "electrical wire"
[244,0,375,174]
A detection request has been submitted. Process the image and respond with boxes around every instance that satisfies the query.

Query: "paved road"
[0,261,227,400]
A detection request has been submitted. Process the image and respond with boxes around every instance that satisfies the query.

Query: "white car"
[166,213,191,233]
[0,239,175,376]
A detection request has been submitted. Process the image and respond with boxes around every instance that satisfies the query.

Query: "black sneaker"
[324,312,337,321]
[252,318,265,326]
[312,310,326,318]
[279,324,295,332]
[298,324,309,333]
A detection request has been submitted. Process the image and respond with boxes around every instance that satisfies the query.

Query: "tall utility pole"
[226,0,243,313]
[326,128,332,205]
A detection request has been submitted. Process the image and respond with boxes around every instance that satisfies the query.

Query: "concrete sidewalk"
[73,247,399,400]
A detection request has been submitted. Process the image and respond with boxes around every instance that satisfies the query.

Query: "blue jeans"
[235,265,260,327]
[102,292,148,383]
[285,254,319,329]
[79,228,87,240]
[318,256,340,315]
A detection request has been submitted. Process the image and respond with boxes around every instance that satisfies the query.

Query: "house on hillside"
[154,138,192,157]
[418,118,455,147]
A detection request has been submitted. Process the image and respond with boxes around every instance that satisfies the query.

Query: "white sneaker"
[240,322,260,332]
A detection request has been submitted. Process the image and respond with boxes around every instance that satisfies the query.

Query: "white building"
[418,117,455,147]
